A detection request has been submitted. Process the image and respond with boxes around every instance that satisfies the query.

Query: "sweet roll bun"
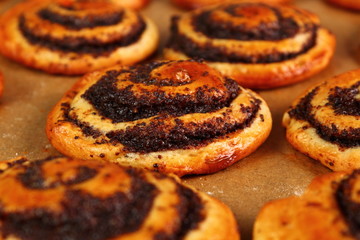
[254,170,360,240]
[283,69,360,171]
[0,156,240,240]
[46,60,272,176]
[0,0,159,75]
[164,2,336,89]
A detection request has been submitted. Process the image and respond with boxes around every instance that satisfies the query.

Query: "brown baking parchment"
[0,0,359,239]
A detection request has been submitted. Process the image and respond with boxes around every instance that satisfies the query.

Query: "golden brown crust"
[254,170,359,240]
[283,69,360,171]
[326,0,360,11]
[0,156,240,240]
[46,60,272,176]
[171,0,292,10]
[164,2,336,89]
[0,0,159,75]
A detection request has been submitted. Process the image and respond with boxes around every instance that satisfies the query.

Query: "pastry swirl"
[164,2,335,89]
[0,0,158,75]
[254,170,360,240]
[46,60,272,176]
[283,69,360,171]
[0,156,240,240]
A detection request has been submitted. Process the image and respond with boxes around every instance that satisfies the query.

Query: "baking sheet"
[0,0,359,239]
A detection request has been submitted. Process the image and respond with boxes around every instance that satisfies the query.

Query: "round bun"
[326,0,360,11]
[283,69,360,171]
[171,0,292,10]
[0,156,240,240]
[254,170,360,240]
[0,0,159,75]
[164,2,335,89]
[46,60,272,176]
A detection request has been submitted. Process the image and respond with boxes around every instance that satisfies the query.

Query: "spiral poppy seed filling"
[17,158,98,189]
[154,184,205,240]
[105,99,261,153]
[327,81,360,116]
[18,12,146,55]
[336,170,360,239]
[195,4,300,41]
[167,3,319,64]
[288,86,360,148]
[37,8,124,30]
[0,162,158,240]
[61,61,264,153]
[81,66,241,123]
[62,102,103,139]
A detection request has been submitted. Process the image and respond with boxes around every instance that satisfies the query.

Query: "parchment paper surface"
[0,0,359,239]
